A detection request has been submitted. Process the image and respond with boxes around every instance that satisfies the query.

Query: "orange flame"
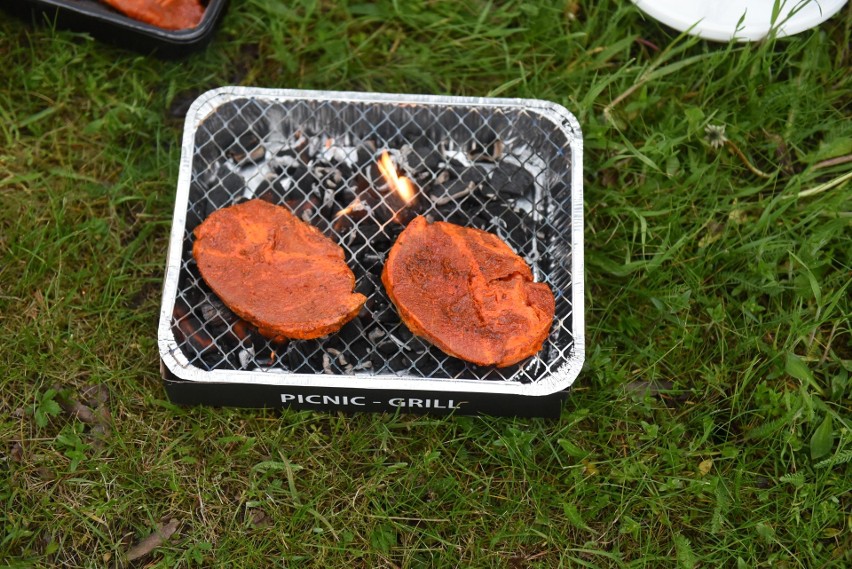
[334,196,364,218]
[377,151,415,204]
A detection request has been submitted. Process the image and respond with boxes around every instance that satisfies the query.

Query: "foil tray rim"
[158,86,585,397]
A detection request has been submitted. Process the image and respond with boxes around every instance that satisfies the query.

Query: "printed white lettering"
[281,393,461,410]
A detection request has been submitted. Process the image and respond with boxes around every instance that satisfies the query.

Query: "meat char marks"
[193,199,366,342]
[382,216,555,367]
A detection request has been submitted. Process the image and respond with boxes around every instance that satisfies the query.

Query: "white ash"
[238,347,255,369]
[368,329,386,343]
[322,353,334,374]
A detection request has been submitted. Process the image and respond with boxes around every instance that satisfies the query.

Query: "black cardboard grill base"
[161,365,568,418]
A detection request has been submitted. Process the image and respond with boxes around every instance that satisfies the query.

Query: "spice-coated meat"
[100,0,204,30]
[382,216,554,367]
[193,199,366,341]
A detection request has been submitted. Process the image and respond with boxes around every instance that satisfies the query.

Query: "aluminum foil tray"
[158,87,584,416]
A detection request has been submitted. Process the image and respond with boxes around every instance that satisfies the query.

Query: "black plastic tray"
[4,0,229,57]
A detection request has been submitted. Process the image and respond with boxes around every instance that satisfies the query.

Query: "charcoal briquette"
[406,141,443,172]
[388,354,410,370]
[483,163,534,197]
[203,168,245,217]
[375,306,398,324]
[194,99,269,166]
[376,338,398,356]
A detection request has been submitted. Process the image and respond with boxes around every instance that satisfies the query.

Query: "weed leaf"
[563,503,591,532]
[674,533,697,568]
[810,414,834,460]
[785,353,812,384]
[815,449,852,470]
[34,389,62,428]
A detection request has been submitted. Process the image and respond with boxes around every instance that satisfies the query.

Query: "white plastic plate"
[632,0,847,42]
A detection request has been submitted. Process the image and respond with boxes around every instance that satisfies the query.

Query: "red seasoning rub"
[193,199,366,342]
[100,0,205,30]
[382,216,555,367]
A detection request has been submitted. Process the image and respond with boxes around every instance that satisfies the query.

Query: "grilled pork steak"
[382,216,554,367]
[193,199,366,341]
[100,0,204,30]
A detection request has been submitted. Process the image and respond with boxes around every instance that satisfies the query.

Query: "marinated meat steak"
[193,199,367,341]
[100,0,205,30]
[382,216,554,367]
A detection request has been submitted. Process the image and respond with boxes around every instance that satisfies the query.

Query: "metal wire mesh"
[170,94,576,385]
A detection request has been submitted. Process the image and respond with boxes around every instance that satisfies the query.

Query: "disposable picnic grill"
[158,87,584,417]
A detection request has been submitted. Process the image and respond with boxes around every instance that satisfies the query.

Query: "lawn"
[1,1,850,567]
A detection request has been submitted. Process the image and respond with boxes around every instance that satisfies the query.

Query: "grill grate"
[162,89,581,391]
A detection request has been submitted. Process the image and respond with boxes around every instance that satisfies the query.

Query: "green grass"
[1,0,850,566]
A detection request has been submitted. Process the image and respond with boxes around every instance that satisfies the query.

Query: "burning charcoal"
[474,362,523,382]
[353,277,377,299]
[332,150,423,227]
[185,181,207,232]
[286,196,322,224]
[475,203,532,250]
[314,164,352,192]
[199,298,239,329]
[321,348,352,374]
[368,328,386,344]
[383,221,407,243]
[428,177,478,207]
[331,196,370,235]
[319,137,367,168]
[285,165,318,196]
[482,163,534,198]
[376,338,398,356]
[271,130,309,168]
[406,335,431,355]
[409,350,444,376]
[388,353,411,371]
[257,167,318,211]
[337,317,364,347]
[394,327,414,345]
[402,140,443,174]
[328,347,349,368]
[428,164,487,203]
[229,143,266,166]
[357,252,385,275]
[440,140,475,171]
[194,98,270,168]
[271,152,302,174]
[369,351,386,371]
[172,298,222,370]
[203,167,245,217]
[466,137,504,162]
[357,139,378,163]
[227,318,258,346]
[437,353,467,377]
[286,341,323,373]
[255,177,291,204]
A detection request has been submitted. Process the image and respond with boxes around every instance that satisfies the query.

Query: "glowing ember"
[377,151,416,204]
[334,196,365,218]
